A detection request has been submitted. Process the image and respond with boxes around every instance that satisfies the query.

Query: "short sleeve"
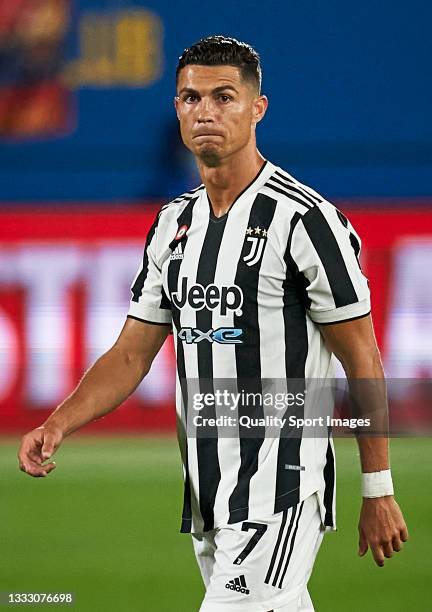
[128,212,172,325]
[288,202,371,324]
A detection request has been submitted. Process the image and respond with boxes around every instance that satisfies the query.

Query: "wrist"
[41,417,67,437]
[361,469,394,498]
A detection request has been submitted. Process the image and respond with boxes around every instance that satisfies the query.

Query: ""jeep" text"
[171,278,243,316]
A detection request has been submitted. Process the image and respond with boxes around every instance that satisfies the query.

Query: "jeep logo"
[171,278,243,316]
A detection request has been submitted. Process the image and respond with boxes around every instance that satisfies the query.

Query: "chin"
[197,146,222,168]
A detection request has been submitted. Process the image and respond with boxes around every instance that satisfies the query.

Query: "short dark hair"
[176,35,262,92]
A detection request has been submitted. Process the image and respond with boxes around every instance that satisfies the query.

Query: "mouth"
[193,133,223,139]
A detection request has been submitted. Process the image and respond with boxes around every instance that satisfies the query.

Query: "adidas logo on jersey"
[170,242,184,260]
[225,575,250,595]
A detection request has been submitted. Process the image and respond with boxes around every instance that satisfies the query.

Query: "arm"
[18,318,170,478]
[319,314,409,566]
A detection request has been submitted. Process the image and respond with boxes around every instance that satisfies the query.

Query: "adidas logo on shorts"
[225,575,250,595]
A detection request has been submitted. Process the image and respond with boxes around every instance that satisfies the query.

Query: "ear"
[174,96,180,119]
[252,95,268,125]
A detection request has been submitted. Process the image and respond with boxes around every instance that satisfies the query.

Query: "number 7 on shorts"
[233,522,268,565]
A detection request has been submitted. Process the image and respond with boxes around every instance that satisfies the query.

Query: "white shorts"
[192,493,324,612]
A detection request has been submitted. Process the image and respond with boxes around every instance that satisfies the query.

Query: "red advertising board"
[0,204,431,433]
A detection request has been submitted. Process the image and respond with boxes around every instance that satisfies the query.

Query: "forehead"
[177,64,246,92]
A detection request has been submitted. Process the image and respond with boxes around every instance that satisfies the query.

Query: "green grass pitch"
[0,436,430,611]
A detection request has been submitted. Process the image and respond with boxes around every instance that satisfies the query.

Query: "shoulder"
[262,164,352,231]
[261,164,327,218]
[156,184,205,225]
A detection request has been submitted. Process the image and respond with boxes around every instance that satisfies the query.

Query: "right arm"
[18,318,170,477]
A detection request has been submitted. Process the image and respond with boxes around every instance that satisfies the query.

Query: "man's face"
[175,65,267,167]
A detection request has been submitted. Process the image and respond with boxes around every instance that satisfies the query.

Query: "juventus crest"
[243,226,268,267]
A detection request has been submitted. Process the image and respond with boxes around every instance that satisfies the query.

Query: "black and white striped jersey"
[128,160,370,533]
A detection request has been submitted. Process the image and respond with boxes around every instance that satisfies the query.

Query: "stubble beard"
[197,145,221,168]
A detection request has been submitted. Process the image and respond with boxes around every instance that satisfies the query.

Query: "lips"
[193,132,223,138]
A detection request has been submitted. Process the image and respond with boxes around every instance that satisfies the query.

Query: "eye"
[183,94,199,103]
[218,94,232,103]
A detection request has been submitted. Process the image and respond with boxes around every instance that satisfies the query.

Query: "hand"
[358,496,408,566]
[18,426,63,477]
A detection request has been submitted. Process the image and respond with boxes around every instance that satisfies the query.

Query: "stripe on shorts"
[278,500,305,588]
[264,504,298,588]
[264,508,289,584]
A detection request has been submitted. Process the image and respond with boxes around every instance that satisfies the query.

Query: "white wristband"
[361,469,394,498]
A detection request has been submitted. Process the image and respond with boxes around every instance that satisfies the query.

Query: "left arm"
[319,314,409,566]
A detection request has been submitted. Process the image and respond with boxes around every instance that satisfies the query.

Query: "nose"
[197,97,215,123]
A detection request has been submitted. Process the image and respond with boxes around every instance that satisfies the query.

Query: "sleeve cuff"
[128,301,172,325]
[308,296,371,324]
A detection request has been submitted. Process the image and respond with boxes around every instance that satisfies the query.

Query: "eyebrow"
[177,85,239,96]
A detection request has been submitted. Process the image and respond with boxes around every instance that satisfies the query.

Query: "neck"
[197,147,266,218]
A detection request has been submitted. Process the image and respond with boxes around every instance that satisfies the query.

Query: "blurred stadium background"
[0,1,431,610]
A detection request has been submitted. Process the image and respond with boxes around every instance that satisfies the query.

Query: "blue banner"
[0,0,430,200]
